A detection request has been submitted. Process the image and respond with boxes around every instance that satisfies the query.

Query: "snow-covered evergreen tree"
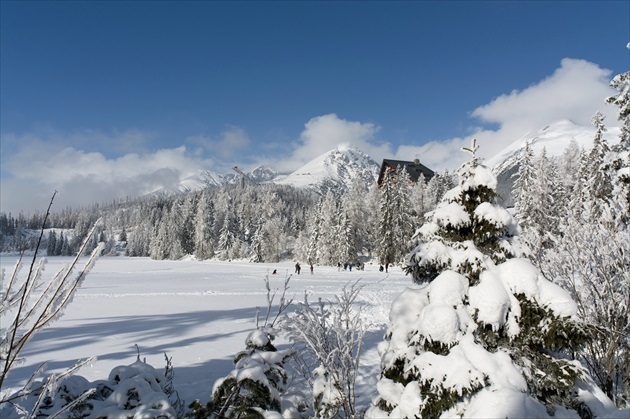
[118,226,127,243]
[363,183,381,258]
[190,275,296,419]
[317,192,340,265]
[369,140,611,418]
[560,138,583,193]
[513,141,537,242]
[532,148,560,248]
[209,328,293,419]
[46,230,57,256]
[180,194,198,256]
[584,112,613,218]
[250,221,265,263]
[405,140,525,284]
[606,62,630,213]
[55,231,65,256]
[393,165,415,254]
[377,168,398,267]
[424,170,455,209]
[193,191,215,260]
[260,216,285,262]
[127,219,152,257]
[344,176,370,258]
[409,173,428,228]
[335,204,355,265]
[218,211,236,260]
[306,200,323,265]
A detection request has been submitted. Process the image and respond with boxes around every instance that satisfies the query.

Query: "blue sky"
[1,1,628,213]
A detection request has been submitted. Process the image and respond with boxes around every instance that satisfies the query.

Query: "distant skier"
[295,262,301,275]
[310,264,314,275]
[272,269,277,275]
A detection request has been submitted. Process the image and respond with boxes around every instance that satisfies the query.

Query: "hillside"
[488,119,620,206]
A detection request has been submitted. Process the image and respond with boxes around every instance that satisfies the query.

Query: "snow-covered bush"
[91,357,178,418]
[367,140,617,418]
[282,281,365,418]
[189,274,299,419]
[3,355,179,418]
[0,193,103,416]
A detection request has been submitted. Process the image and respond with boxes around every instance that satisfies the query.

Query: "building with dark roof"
[377,159,435,187]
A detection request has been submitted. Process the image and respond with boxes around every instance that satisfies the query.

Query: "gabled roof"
[377,159,435,186]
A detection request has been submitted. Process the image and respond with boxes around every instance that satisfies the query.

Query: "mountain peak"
[274,145,379,193]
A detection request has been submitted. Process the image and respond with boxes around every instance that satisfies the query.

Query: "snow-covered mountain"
[158,119,623,203]
[274,145,379,193]
[487,119,620,206]
[149,145,379,197]
[249,166,280,183]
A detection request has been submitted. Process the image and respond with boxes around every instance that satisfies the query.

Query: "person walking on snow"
[295,262,301,275]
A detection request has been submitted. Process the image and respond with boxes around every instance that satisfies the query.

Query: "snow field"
[0,255,411,409]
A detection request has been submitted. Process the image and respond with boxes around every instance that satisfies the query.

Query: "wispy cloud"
[187,126,251,161]
[0,130,214,214]
[393,58,617,170]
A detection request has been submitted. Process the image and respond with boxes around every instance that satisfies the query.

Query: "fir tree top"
[405,139,525,285]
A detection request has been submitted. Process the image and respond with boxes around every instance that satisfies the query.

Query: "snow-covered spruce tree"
[368,140,612,419]
[250,220,266,263]
[409,172,428,228]
[424,170,455,210]
[583,112,613,218]
[513,140,538,247]
[377,165,414,267]
[377,168,397,268]
[306,199,323,265]
[344,176,371,259]
[194,191,216,260]
[393,165,415,259]
[218,211,237,261]
[316,192,339,265]
[606,56,630,213]
[189,275,297,419]
[46,230,57,256]
[404,139,525,285]
[526,148,564,251]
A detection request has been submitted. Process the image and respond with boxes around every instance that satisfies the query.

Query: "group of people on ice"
[294,262,313,275]
[337,261,365,271]
[272,260,388,276]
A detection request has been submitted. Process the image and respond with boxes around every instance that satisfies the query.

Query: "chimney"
[414,158,420,165]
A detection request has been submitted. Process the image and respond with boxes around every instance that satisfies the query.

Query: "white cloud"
[395,59,618,171]
[275,113,393,172]
[0,131,214,214]
[187,126,250,159]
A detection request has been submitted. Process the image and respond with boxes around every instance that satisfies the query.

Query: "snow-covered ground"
[0,255,412,410]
